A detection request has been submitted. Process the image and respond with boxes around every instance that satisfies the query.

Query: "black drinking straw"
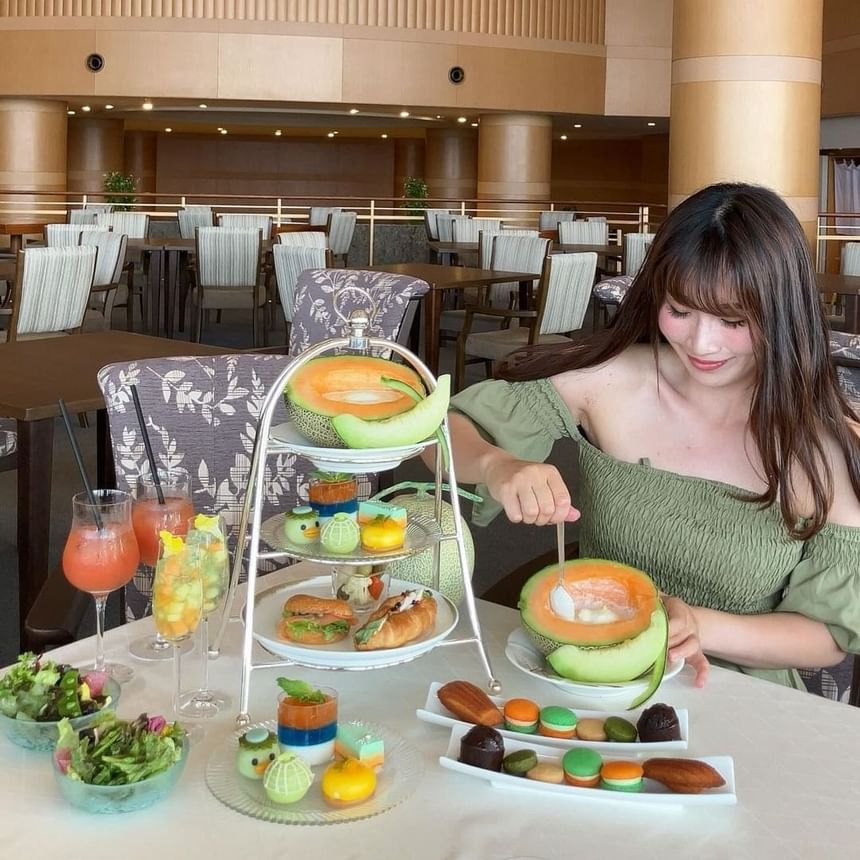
[58,398,104,532]
[130,385,165,505]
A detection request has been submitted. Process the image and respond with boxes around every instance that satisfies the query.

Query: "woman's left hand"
[664,596,710,687]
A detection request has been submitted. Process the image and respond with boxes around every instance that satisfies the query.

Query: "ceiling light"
[457,116,467,123]
[164,127,172,133]
[199,103,208,109]
[81,105,91,112]
[104,104,114,110]
[399,111,410,118]
[332,130,339,135]
[471,122,479,127]
[647,121,656,127]
[142,100,153,111]
[436,115,442,119]
[381,134,388,139]
[573,123,582,129]
[560,134,568,141]
[274,130,282,136]
[349,108,359,115]
[219,129,227,135]
[327,132,335,138]
[67,110,76,116]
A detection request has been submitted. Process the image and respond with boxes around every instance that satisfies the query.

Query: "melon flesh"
[332,375,450,450]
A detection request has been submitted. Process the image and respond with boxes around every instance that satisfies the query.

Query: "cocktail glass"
[129,468,195,661]
[62,489,139,684]
[152,532,203,736]
[177,514,231,718]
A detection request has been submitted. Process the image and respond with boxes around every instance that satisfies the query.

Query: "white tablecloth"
[3,561,860,859]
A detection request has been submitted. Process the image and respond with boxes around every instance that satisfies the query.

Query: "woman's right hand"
[482,454,579,526]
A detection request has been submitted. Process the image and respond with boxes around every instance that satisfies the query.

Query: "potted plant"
[103,171,137,211]
[403,176,429,211]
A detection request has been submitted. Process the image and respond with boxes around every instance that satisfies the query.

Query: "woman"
[443,182,860,690]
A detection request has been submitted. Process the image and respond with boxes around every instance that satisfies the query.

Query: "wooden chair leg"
[194,299,203,343]
[251,304,259,348]
[125,266,135,331]
[216,310,222,324]
[591,298,600,333]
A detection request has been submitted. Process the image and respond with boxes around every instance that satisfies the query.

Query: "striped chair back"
[423,208,453,240]
[84,203,113,215]
[96,212,150,239]
[487,234,550,306]
[309,206,341,227]
[558,219,609,245]
[277,230,327,248]
[272,245,328,324]
[624,232,654,277]
[69,210,98,226]
[539,210,576,231]
[842,243,860,276]
[537,252,598,336]
[10,246,97,340]
[478,229,538,269]
[196,227,261,290]
[47,224,109,247]
[178,206,213,239]
[435,213,457,242]
[81,231,128,287]
[452,217,502,243]
[217,213,272,238]
[327,211,357,256]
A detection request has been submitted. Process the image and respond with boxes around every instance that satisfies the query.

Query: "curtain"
[834,160,860,236]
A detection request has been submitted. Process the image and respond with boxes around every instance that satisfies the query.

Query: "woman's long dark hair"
[499,182,860,539]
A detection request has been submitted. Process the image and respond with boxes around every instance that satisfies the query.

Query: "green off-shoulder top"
[450,377,860,688]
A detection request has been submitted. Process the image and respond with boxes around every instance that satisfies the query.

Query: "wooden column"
[477,113,552,221]
[425,128,477,205]
[67,118,124,195]
[393,138,426,200]
[124,130,158,195]
[669,0,823,242]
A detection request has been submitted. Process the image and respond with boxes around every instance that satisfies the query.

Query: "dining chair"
[624,233,654,277]
[842,243,860,276]
[80,231,129,331]
[435,213,457,243]
[192,226,266,346]
[272,244,330,343]
[46,224,109,247]
[217,213,273,239]
[478,230,539,269]
[95,212,149,239]
[326,212,358,265]
[423,208,453,241]
[178,206,214,239]
[558,219,609,245]
[309,206,342,227]
[452,217,502,244]
[277,231,328,248]
[95,212,150,330]
[68,210,98,226]
[454,251,598,391]
[538,210,576,231]
[591,274,634,331]
[0,417,16,474]
[1,246,97,342]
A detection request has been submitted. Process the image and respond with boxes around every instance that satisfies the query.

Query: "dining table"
[2,558,859,858]
[0,222,45,255]
[367,263,539,376]
[0,331,227,644]
[817,272,860,332]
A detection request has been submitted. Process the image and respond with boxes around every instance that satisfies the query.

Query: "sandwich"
[353,589,437,651]
[276,594,356,645]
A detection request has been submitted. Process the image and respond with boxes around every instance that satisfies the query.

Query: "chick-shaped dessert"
[284,506,321,546]
[236,727,280,780]
[262,750,315,805]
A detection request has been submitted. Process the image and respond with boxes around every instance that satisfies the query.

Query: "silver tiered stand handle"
[212,292,501,729]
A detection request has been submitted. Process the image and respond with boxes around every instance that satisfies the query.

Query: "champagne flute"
[129,468,195,661]
[62,490,139,684]
[152,532,203,734]
[177,514,231,718]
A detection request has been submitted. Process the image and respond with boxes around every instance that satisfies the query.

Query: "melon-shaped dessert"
[518,559,668,707]
[284,355,425,448]
[375,484,475,605]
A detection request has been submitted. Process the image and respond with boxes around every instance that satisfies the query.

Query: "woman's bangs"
[662,247,750,320]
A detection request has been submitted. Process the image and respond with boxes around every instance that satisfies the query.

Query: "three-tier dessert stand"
[214,288,501,728]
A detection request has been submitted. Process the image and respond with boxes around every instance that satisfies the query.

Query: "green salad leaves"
[55,712,185,786]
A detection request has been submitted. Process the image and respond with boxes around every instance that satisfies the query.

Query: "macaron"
[538,706,577,739]
[526,762,564,784]
[576,717,608,742]
[561,748,603,788]
[604,716,638,743]
[502,749,538,776]
[600,760,644,792]
[503,698,540,734]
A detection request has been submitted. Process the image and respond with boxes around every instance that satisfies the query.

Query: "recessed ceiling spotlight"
[399,111,410,118]
[164,127,173,133]
[219,128,227,135]
[457,116,467,123]
[471,122,479,127]
[142,100,154,111]
[332,130,339,135]
[81,105,91,112]
[199,103,208,109]
[349,108,359,115]
[647,121,656,127]
[327,132,335,138]
[573,123,582,129]
[436,115,443,119]
[67,110,76,116]
[560,134,568,141]
[216,126,224,131]
[274,130,282,136]
[381,134,388,139]
[104,104,114,110]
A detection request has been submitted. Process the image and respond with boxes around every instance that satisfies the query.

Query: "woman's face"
[657,298,756,388]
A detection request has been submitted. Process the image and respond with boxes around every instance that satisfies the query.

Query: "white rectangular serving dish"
[418,681,689,753]
[439,723,736,807]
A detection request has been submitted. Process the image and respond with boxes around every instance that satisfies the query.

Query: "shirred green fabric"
[450,377,860,687]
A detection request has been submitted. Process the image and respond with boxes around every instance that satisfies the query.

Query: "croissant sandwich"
[276,594,356,645]
[353,589,437,651]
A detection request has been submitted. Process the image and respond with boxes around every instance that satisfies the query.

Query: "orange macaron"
[503,698,540,733]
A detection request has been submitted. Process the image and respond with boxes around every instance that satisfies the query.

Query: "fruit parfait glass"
[177,513,231,718]
[332,563,390,617]
[276,678,338,767]
[130,468,195,661]
[62,490,140,684]
[307,472,358,526]
[152,531,203,733]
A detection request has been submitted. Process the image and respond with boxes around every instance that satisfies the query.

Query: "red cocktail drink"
[133,495,195,567]
[63,521,139,595]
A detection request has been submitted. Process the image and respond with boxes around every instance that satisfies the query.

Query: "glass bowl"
[52,738,189,814]
[0,678,122,752]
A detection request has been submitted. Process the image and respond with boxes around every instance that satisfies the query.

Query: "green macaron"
[604,716,638,743]
[502,748,539,776]
[538,706,577,736]
[561,748,603,784]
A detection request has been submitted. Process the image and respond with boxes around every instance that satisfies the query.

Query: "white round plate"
[206,720,423,825]
[259,513,441,565]
[505,627,684,710]
[269,421,434,473]
[248,576,458,669]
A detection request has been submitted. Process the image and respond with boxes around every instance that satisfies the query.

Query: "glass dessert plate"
[205,720,423,824]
